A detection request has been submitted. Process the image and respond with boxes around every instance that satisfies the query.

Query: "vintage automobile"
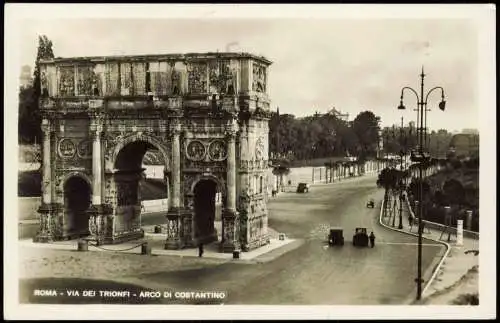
[353,227,369,247]
[366,199,375,208]
[328,227,345,246]
[296,182,310,193]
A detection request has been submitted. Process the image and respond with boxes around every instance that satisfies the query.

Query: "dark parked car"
[366,199,375,208]
[296,183,309,193]
[353,227,369,247]
[328,227,345,246]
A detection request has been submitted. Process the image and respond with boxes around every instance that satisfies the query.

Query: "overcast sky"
[11,5,492,132]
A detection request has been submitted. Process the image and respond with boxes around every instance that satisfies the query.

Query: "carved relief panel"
[255,137,265,160]
[149,61,166,96]
[58,138,76,159]
[120,62,132,95]
[77,140,92,159]
[187,62,208,94]
[208,140,227,161]
[184,139,228,167]
[58,66,75,96]
[208,60,233,94]
[77,65,93,96]
[186,140,206,161]
[252,63,267,93]
[132,62,147,95]
[105,62,120,96]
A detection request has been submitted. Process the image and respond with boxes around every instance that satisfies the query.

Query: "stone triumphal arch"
[33,52,272,252]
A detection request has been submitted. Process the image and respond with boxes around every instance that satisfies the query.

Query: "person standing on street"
[369,231,376,248]
[198,243,204,257]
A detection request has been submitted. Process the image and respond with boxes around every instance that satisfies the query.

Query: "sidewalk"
[272,171,378,195]
[19,222,303,264]
[379,198,479,303]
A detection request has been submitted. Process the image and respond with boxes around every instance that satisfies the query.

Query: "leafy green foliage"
[269,110,382,161]
[442,179,465,206]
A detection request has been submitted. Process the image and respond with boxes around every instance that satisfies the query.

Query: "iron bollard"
[233,250,240,259]
[77,239,89,252]
[141,242,152,255]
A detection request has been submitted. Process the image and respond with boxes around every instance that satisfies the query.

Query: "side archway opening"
[64,176,92,237]
[193,179,219,244]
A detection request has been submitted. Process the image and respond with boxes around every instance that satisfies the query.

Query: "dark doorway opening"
[194,179,217,243]
[64,176,91,237]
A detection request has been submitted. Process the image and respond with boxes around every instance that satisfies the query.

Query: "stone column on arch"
[165,119,183,249]
[221,118,240,253]
[87,119,108,244]
[34,118,57,242]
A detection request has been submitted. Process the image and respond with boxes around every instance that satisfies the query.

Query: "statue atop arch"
[34,52,272,253]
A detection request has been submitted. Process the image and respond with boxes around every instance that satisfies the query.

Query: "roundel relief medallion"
[77,140,92,159]
[186,140,206,161]
[208,140,227,161]
[58,138,76,158]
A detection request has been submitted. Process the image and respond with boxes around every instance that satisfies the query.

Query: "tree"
[377,167,400,208]
[352,111,380,158]
[442,179,465,207]
[271,159,291,192]
[18,35,55,144]
[408,177,431,203]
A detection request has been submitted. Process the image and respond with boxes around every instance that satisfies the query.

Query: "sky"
[10,5,492,132]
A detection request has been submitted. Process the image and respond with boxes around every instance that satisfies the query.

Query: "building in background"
[326,107,349,122]
[448,133,479,158]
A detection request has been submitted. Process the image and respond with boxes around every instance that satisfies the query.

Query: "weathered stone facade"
[34,52,272,253]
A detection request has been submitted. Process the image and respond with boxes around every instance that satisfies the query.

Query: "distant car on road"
[296,183,309,193]
[366,199,375,208]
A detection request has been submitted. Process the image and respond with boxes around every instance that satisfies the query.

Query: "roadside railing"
[404,194,479,240]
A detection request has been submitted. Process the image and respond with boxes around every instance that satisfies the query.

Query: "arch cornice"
[110,133,171,171]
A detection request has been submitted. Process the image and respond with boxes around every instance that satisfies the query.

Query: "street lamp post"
[397,66,446,301]
[398,116,405,230]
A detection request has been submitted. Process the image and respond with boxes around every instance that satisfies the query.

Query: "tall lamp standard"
[397,67,446,301]
[397,116,406,230]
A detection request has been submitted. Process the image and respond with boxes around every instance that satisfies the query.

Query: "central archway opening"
[114,140,168,232]
[193,179,218,244]
[64,176,91,237]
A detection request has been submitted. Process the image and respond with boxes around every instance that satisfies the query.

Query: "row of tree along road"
[377,156,479,232]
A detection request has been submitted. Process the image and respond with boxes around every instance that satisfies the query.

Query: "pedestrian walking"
[198,243,204,257]
[369,231,376,248]
[409,216,414,228]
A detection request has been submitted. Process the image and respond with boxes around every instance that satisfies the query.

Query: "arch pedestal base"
[164,208,183,250]
[220,209,240,253]
[33,203,61,243]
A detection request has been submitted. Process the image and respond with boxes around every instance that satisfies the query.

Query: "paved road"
[19,175,444,305]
